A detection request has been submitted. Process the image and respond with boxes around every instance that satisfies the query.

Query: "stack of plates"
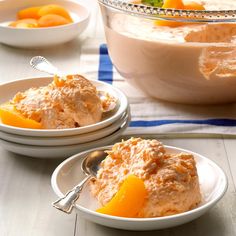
[0,77,130,158]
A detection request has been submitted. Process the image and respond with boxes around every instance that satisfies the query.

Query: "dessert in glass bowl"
[0,75,116,129]
[90,137,201,218]
[98,0,236,104]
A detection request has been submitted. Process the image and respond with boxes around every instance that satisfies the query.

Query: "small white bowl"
[0,0,90,48]
[51,145,228,231]
[0,108,130,146]
[0,77,128,137]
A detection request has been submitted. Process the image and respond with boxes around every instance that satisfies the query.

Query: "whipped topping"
[11,75,103,129]
[90,138,201,217]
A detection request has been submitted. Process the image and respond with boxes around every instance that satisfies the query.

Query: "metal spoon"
[30,56,63,77]
[52,150,108,214]
[30,56,117,113]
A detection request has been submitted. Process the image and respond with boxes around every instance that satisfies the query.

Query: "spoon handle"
[30,56,63,77]
[52,175,91,214]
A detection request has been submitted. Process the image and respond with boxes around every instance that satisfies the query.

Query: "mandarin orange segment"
[154,20,184,27]
[9,19,38,28]
[54,76,65,87]
[184,1,205,10]
[162,0,185,9]
[0,103,42,129]
[38,14,71,27]
[155,0,185,27]
[96,175,147,218]
[17,6,42,20]
[155,0,205,27]
[38,4,73,22]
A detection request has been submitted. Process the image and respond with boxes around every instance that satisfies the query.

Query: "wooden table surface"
[0,1,236,236]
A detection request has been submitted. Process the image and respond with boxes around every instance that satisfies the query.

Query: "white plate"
[0,77,128,137]
[0,0,90,48]
[51,145,228,231]
[0,117,129,158]
[0,108,130,146]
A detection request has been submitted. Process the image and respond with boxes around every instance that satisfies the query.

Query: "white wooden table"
[0,2,236,235]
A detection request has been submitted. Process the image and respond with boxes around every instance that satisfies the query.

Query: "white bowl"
[51,145,228,231]
[0,0,90,48]
[0,107,130,146]
[0,77,128,137]
[0,117,129,158]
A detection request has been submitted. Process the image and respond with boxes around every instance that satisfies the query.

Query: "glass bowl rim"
[98,0,236,22]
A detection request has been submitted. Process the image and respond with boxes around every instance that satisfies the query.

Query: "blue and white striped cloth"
[80,39,236,136]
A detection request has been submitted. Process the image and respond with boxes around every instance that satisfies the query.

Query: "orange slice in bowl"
[38,14,71,27]
[0,103,42,129]
[17,6,42,20]
[9,19,38,28]
[96,175,147,217]
[38,4,73,22]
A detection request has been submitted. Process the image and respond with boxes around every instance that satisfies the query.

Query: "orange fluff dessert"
[104,0,236,104]
[0,75,103,129]
[90,138,201,218]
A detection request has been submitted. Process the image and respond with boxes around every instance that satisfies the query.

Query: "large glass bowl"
[98,0,236,104]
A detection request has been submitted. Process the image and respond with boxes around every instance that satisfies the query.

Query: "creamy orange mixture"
[10,75,103,129]
[184,24,236,79]
[108,0,236,84]
[90,138,201,217]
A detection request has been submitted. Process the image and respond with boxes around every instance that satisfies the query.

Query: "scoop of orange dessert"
[90,138,201,217]
[0,75,103,129]
[96,175,147,217]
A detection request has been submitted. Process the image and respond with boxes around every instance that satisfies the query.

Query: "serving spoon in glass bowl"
[52,149,107,214]
[30,56,117,113]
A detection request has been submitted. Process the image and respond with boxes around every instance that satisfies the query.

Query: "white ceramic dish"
[0,77,128,137]
[51,145,228,231]
[0,108,130,146]
[0,116,129,158]
[0,0,90,48]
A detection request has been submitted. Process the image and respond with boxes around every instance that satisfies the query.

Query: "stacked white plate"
[0,77,130,158]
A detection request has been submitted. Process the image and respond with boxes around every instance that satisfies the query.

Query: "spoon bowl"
[52,149,108,213]
[30,56,63,77]
[82,150,108,177]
